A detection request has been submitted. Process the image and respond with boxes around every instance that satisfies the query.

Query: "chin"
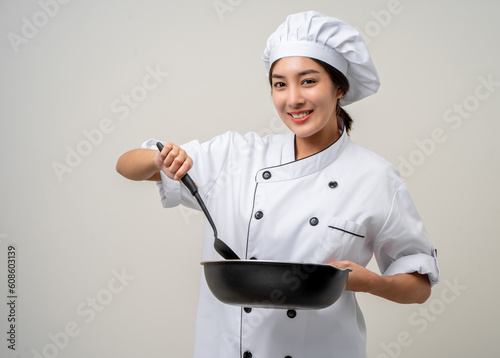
[291,127,318,138]
[293,132,312,138]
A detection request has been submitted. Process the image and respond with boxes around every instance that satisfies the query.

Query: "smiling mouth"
[289,110,313,122]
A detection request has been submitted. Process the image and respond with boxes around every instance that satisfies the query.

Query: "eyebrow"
[271,69,320,79]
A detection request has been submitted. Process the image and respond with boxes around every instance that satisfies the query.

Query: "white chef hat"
[262,11,380,105]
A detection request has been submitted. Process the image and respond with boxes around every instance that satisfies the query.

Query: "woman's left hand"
[329,260,379,293]
[329,260,431,304]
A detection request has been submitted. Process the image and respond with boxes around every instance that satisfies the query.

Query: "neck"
[294,127,341,160]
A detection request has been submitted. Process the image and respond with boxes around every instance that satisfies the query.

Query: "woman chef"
[117,11,440,358]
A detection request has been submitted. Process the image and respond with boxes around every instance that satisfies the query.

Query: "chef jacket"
[143,125,439,358]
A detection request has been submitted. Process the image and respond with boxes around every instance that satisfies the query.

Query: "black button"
[243,351,252,358]
[244,307,252,313]
[262,171,272,180]
[254,211,264,220]
[287,310,296,318]
[328,181,338,188]
[250,257,257,260]
[285,356,293,358]
[309,217,319,226]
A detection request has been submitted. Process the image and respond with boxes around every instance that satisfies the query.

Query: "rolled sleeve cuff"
[142,138,162,150]
[156,171,182,208]
[383,250,440,286]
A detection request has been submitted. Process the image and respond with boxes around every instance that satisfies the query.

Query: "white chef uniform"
[142,123,440,358]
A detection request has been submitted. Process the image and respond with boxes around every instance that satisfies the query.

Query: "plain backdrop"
[1,0,499,357]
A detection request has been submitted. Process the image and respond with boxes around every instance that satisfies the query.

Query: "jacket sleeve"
[372,183,440,286]
[141,132,236,210]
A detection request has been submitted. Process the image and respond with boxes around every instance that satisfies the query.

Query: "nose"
[287,84,305,107]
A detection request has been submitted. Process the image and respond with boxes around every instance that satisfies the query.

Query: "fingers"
[163,143,182,168]
[157,142,193,180]
[329,260,351,269]
[174,157,193,180]
[168,154,192,180]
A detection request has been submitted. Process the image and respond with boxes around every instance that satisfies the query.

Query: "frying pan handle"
[155,142,198,196]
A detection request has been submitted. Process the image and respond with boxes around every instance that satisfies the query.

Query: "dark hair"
[269,58,354,134]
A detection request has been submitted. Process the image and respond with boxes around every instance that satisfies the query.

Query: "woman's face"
[271,57,342,140]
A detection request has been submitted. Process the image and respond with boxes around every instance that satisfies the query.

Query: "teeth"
[290,111,312,119]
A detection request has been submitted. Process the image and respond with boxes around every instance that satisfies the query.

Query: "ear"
[335,86,345,100]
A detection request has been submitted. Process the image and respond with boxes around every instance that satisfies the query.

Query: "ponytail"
[336,102,353,135]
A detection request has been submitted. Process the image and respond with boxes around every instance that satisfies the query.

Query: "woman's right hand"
[154,142,193,181]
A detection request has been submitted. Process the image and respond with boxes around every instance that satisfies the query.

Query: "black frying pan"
[156,142,350,309]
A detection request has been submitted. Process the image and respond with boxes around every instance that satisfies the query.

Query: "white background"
[1,0,499,357]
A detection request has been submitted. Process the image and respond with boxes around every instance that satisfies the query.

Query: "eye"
[273,81,286,88]
[302,79,316,85]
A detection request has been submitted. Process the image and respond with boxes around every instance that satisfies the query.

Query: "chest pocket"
[321,217,367,263]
